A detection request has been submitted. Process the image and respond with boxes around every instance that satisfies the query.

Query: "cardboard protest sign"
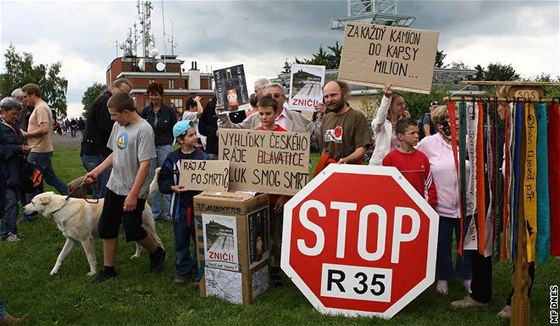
[288,64,326,112]
[218,129,310,196]
[338,22,439,94]
[178,160,230,192]
[213,64,250,112]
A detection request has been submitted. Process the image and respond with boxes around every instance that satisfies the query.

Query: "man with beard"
[321,80,372,164]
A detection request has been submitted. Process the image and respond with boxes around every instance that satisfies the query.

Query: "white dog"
[23,192,164,276]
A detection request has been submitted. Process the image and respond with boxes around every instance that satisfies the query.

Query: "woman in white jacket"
[369,83,409,166]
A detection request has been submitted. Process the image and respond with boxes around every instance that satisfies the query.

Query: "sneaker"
[149,247,166,273]
[436,280,448,295]
[497,305,511,319]
[5,233,22,243]
[463,279,472,294]
[450,295,490,309]
[173,275,186,285]
[92,269,116,284]
[0,315,25,325]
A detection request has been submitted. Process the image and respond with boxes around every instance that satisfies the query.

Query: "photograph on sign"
[288,64,326,112]
[247,206,270,268]
[213,64,250,113]
[338,22,439,94]
[202,213,239,272]
[218,129,310,196]
[205,267,243,305]
[178,159,230,192]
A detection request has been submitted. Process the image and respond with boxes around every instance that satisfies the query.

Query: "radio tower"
[331,0,416,30]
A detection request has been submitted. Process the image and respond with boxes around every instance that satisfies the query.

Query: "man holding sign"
[158,120,210,285]
[218,83,325,140]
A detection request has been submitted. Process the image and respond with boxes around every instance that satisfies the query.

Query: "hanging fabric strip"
[459,101,469,254]
[464,103,478,250]
[489,100,501,262]
[535,102,550,263]
[483,101,499,257]
[511,102,523,259]
[502,103,513,260]
[522,102,537,263]
[476,101,487,256]
[548,102,560,256]
[447,101,465,254]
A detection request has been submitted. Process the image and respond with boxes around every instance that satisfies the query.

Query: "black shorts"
[98,189,148,242]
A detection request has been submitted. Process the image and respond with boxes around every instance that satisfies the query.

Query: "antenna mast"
[331,0,416,30]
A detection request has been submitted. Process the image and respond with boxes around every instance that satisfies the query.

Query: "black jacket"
[0,119,25,188]
[198,97,219,155]
[141,103,177,147]
[80,91,113,157]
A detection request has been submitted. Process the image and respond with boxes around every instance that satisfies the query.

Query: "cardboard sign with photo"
[213,64,250,113]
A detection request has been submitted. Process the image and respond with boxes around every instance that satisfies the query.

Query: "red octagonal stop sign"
[281,164,439,319]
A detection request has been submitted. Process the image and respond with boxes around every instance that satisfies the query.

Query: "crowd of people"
[0,77,524,323]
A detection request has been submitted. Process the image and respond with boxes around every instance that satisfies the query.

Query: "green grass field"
[1,145,558,325]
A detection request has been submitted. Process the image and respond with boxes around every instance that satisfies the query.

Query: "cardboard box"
[194,191,270,305]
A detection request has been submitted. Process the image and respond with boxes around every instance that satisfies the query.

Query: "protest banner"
[213,64,250,112]
[178,159,230,192]
[218,129,310,196]
[338,22,439,94]
[288,64,326,112]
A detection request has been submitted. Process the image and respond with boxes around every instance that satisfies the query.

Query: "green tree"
[0,44,68,115]
[526,73,560,98]
[435,50,447,68]
[81,82,106,117]
[292,42,342,70]
[474,63,520,81]
[396,84,452,120]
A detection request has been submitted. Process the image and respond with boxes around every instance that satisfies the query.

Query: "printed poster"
[247,206,270,269]
[213,64,250,113]
[205,267,243,305]
[288,64,326,112]
[202,213,239,272]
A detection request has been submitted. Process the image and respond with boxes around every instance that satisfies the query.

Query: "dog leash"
[66,177,100,204]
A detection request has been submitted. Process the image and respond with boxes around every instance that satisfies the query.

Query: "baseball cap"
[431,101,438,106]
[172,119,194,145]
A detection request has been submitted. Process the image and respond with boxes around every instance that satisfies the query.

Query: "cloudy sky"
[1,0,559,118]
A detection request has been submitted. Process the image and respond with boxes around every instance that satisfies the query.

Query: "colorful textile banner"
[548,103,560,256]
[535,103,550,263]
[522,103,537,262]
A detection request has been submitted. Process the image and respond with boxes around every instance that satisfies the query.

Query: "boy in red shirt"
[382,117,437,207]
[255,95,288,286]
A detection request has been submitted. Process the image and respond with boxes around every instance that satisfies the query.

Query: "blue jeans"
[436,216,472,281]
[173,207,198,279]
[0,296,6,319]
[81,154,111,198]
[149,145,172,219]
[1,188,19,238]
[23,152,68,220]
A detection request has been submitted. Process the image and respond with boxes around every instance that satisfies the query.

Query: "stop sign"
[281,164,439,319]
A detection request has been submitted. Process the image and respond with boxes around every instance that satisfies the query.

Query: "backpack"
[418,113,434,140]
[22,161,43,193]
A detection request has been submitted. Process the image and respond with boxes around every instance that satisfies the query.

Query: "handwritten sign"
[288,64,326,112]
[218,129,310,196]
[178,160,230,192]
[338,22,439,94]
